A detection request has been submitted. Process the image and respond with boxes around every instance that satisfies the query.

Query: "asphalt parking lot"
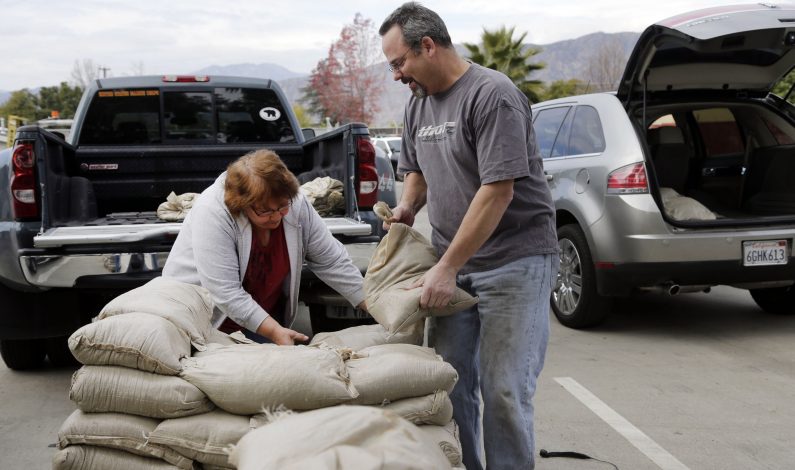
[2,186,794,469]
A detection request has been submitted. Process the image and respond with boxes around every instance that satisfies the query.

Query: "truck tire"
[1,339,47,370]
[750,286,795,314]
[551,224,611,328]
[46,335,80,368]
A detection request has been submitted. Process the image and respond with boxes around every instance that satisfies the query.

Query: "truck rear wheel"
[1,339,47,370]
[46,335,80,368]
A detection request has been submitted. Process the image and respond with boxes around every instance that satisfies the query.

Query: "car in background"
[37,118,74,142]
[373,136,402,180]
[534,4,795,328]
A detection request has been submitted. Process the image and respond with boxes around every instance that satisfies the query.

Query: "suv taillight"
[607,162,648,194]
[356,137,379,207]
[10,142,39,219]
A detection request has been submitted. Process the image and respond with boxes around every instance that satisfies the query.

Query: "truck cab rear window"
[80,91,161,145]
[216,88,295,144]
[79,87,295,145]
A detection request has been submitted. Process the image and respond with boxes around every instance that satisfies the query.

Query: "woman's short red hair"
[224,149,300,217]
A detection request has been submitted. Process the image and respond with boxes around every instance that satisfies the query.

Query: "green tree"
[541,79,586,101]
[292,103,314,128]
[464,26,545,103]
[773,70,795,103]
[35,82,83,119]
[0,89,38,122]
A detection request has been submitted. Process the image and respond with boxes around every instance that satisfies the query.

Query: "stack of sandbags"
[229,406,453,470]
[54,277,219,469]
[56,273,466,468]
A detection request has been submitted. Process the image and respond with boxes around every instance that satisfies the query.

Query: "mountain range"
[225,31,640,127]
[0,32,640,127]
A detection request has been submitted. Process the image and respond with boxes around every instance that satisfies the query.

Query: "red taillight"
[607,162,648,194]
[357,137,379,207]
[10,142,39,219]
[162,75,210,83]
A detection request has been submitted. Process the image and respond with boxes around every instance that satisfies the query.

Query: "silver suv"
[534,4,795,328]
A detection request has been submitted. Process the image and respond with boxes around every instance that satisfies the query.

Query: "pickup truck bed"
[0,75,395,370]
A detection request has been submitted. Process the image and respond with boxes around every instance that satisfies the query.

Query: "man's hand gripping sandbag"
[364,202,478,334]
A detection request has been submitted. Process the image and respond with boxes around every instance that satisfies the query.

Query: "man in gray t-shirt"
[381,4,558,470]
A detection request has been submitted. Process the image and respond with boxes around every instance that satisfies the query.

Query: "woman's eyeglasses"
[252,202,291,218]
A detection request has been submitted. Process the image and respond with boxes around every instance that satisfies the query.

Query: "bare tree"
[585,37,627,92]
[70,59,98,89]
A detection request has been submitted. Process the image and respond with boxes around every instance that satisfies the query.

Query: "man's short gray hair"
[379,2,453,50]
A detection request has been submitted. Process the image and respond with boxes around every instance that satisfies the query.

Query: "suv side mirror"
[302,128,316,140]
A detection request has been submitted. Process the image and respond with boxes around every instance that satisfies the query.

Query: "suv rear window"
[79,87,296,145]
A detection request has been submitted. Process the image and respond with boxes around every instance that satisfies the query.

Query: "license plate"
[742,240,788,266]
[325,306,371,320]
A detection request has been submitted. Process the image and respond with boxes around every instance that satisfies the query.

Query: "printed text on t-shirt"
[417,122,457,142]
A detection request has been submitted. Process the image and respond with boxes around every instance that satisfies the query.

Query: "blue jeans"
[429,254,557,470]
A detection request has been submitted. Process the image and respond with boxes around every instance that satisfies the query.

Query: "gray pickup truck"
[0,75,395,369]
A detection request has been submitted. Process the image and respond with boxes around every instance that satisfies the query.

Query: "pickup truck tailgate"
[33,217,372,248]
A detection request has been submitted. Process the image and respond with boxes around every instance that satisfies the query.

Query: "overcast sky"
[1,0,744,91]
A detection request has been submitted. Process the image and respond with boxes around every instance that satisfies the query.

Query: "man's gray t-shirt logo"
[417,122,456,142]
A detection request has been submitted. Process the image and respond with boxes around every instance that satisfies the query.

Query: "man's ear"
[421,36,436,57]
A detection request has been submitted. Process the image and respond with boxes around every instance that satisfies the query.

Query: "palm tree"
[464,26,545,103]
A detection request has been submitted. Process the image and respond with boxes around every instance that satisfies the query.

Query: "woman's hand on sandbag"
[257,316,309,345]
[272,327,310,346]
[413,262,457,309]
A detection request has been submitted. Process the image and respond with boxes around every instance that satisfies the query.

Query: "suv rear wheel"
[749,286,795,314]
[552,224,611,328]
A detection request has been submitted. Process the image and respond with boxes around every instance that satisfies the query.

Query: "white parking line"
[554,377,691,470]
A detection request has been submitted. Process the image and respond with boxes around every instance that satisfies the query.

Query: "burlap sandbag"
[70,366,214,419]
[53,445,182,470]
[149,410,252,469]
[57,410,192,469]
[204,329,254,346]
[347,344,458,405]
[229,406,452,470]
[309,321,423,350]
[68,313,190,375]
[157,192,200,221]
[419,420,463,467]
[379,389,454,426]
[364,222,478,334]
[180,344,357,414]
[300,176,344,216]
[97,277,214,350]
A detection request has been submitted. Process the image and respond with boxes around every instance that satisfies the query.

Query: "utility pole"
[98,66,111,78]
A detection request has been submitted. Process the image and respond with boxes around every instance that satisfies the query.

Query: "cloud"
[0,0,743,90]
